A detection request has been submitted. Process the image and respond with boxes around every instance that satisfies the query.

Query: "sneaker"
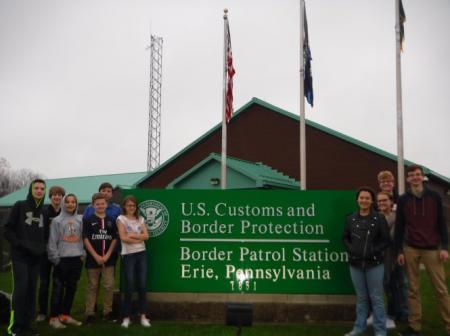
[386,317,396,329]
[140,317,151,327]
[121,317,131,328]
[366,313,374,326]
[60,314,82,326]
[344,330,361,336]
[49,317,66,329]
[35,314,46,322]
[103,312,117,322]
[85,315,95,325]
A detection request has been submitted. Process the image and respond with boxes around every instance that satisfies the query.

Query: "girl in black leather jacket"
[342,186,390,336]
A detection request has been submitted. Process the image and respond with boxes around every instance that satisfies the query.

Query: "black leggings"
[50,257,83,317]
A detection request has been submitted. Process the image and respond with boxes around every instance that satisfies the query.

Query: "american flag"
[225,18,235,123]
[399,0,406,52]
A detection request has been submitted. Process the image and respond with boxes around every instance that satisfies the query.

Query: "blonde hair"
[377,170,394,183]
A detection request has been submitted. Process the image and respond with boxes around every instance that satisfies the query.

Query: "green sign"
[122,189,355,294]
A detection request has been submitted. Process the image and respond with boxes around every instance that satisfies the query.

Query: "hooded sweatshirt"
[47,196,85,265]
[4,179,46,260]
[42,204,61,242]
[395,186,447,252]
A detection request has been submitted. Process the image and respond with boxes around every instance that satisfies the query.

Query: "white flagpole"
[221,9,228,190]
[395,0,405,194]
[299,0,306,190]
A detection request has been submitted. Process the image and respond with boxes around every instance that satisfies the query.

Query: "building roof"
[167,153,299,189]
[135,97,449,187]
[0,171,147,207]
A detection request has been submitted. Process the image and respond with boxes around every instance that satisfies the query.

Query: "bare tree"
[0,157,12,197]
[13,169,41,189]
[0,157,43,197]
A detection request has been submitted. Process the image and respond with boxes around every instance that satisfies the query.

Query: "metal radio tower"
[147,35,163,171]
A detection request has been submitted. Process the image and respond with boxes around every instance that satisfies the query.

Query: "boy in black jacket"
[4,179,46,336]
[36,185,65,322]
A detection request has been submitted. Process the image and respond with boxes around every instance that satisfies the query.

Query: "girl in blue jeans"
[117,195,150,328]
[342,187,390,336]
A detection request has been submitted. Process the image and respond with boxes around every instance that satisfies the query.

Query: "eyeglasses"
[377,199,389,203]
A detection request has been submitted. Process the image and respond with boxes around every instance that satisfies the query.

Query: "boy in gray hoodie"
[47,194,85,329]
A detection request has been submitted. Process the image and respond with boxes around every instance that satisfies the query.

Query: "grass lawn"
[0,266,449,336]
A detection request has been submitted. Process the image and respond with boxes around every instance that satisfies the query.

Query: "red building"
[136,97,449,218]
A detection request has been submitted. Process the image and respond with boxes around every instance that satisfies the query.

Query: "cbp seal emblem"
[138,200,169,237]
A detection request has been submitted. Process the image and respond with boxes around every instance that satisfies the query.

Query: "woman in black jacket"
[342,186,390,336]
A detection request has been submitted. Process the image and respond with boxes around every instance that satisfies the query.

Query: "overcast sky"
[1,0,449,180]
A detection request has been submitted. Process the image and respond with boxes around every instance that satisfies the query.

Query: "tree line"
[0,157,42,197]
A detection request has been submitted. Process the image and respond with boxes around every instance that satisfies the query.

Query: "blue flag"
[303,6,313,107]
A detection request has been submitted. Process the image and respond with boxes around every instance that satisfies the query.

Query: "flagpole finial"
[223,8,228,18]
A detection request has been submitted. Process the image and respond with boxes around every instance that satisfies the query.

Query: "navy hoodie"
[4,179,47,260]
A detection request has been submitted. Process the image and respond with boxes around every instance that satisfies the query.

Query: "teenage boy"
[36,185,66,322]
[395,165,450,336]
[82,182,121,313]
[377,170,398,205]
[82,182,121,221]
[83,193,118,324]
[4,179,46,336]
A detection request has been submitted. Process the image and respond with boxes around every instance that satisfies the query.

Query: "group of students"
[343,165,450,336]
[4,165,450,336]
[4,182,150,336]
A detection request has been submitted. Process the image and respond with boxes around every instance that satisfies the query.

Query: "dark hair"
[32,178,46,186]
[406,164,424,175]
[355,186,376,202]
[376,191,393,202]
[98,182,113,191]
[92,192,107,204]
[49,185,66,197]
[121,195,139,219]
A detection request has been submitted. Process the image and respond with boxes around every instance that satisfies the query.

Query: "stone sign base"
[113,292,355,322]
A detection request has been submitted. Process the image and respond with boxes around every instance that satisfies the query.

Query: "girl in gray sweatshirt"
[47,194,84,329]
